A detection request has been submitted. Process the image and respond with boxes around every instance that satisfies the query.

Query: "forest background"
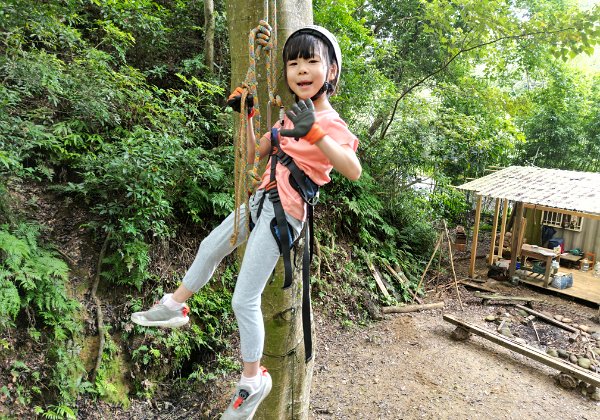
[1,0,599,418]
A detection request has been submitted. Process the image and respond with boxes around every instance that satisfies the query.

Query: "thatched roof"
[457,166,600,217]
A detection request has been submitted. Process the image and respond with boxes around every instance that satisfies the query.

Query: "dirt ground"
[309,281,600,420]
[9,184,600,419]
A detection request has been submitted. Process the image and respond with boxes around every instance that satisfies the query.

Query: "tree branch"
[378,27,577,141]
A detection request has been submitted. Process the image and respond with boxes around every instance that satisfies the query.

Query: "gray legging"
[182,189,303,362]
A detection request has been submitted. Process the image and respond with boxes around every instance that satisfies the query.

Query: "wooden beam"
[508,201,524,278]
[523,203,600,222]
[488,198,501,266]
[469,195,483,278]
[443,314,600,387]
[382,302,444,314]
[497,199,508,260]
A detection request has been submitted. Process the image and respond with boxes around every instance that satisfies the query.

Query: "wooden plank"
[443,314,600,387]
[367,260,390,299]
[383,302,444,314]
[497,199,508,260]
[488,198,501,265]
[469,195,483,278]
[459,280,497,293]
[517,272,600,306]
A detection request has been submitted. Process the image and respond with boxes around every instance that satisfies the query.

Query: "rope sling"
[231,0,283,245]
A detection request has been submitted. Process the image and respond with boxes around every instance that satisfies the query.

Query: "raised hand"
[280,99,325,144]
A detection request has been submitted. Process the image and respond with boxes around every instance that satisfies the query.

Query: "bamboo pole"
[444,220,463,310]
[416,233,443,293]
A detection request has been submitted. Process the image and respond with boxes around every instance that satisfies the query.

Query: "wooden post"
[497,199,508,260]
[488,198,501,266]
[508,201,524,279]
[468,195,483,278]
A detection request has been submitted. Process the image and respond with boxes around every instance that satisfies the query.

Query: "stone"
[578,357,592,369]
[554,314,564,321]
[485,315,497,322]
[557,349,569,359]
[546,348,558,357]
[562,318,572,324]
[569,354,578,364]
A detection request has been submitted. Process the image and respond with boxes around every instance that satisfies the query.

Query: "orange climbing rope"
[231,0,284,245]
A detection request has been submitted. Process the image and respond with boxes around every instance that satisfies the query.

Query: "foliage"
[2,0,600,413]
[0,221,86,417]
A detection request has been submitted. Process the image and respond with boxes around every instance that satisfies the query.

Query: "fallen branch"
[443,220,462,310]
[416,234,443,292]
[90,234,110,383]
[382,301,445,314]
[515,305,582,335]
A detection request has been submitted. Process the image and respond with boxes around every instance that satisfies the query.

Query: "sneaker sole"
[131,315,189,328]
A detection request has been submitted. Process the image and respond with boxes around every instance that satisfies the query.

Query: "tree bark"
[225,1,314,418]
[204,0,215,73]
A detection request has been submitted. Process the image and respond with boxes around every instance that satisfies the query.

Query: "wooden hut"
[457,166,600,304]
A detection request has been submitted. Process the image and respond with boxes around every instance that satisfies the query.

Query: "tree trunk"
[225,1,314,419]
[204,0,215,73]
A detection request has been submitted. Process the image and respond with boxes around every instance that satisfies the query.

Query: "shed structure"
[457,166,600,304]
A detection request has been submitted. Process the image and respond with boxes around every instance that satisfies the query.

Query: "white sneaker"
[131,300,189,328]
[221,367,272,420]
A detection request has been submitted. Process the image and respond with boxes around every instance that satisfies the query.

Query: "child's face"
[285,51,336,101]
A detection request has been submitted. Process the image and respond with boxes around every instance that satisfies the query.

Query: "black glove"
[227,86,254,115]
[279,99,316,139]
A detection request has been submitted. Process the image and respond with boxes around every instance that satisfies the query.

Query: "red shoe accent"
[233,396,244,409]
[182,306,190,317]
[260,366,268,376]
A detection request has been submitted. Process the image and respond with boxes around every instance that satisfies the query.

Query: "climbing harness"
[253,127,319,362]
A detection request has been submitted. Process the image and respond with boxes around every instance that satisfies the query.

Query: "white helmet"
[283,25,342,94]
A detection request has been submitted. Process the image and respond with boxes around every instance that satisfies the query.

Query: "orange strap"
[303,123,326,145]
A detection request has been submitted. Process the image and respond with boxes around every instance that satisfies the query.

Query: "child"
[131,25,361,419]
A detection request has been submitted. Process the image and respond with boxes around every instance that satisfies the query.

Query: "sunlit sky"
[572,0,600,74]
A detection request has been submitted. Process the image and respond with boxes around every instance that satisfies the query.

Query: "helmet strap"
[308,82,331,102]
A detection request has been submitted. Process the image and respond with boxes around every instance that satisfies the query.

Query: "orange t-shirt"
[258,108,359,221]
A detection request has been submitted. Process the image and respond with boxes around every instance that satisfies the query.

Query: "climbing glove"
[227,86,255,117]
[279,99,325,145]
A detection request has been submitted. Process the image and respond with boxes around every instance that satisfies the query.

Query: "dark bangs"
[283,33,332,65]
